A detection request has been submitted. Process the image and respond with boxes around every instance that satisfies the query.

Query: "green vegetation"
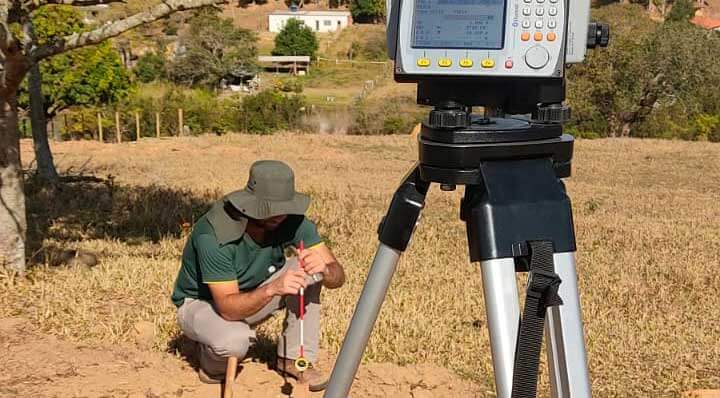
[567,4,720,141]
[168,9,258,89]
[272,19,319,58]
[134,53,167,83]
[239,89,306,134]
[20,6,131,118]
[351,94,424,135]
[350,0,385,23]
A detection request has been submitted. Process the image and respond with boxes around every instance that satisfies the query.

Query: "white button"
[550,0,558,3]
[522,7,532,16]
[535,7,544,15]
[548,20,557,29]
[522,20,531,28]
[524,0,532,3]
[268,266,277,273]
[535,20,543,29]
[525,45,550,69]
[537,0,545,3]
[549,7,557,16]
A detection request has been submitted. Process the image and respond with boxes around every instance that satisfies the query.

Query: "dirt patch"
[0,318,481,398]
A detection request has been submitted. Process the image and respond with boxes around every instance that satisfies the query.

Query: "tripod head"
[386,0,609,115]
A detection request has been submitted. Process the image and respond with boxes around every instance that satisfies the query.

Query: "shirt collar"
[207,201,248,245]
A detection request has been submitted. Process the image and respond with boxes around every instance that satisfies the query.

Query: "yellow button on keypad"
[417,58,431,67]
[438,58,453,67]
[481,59,495,68]
[459,58,474,68]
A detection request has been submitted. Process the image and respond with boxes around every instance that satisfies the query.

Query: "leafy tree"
[0,0,228,273]
[21,7,131,118]
[350,0,385,23]
[666,0,697,22]
[272,18,319,58]
[135,52,167,83]
[168,9,258,89]
[567,4,720,139]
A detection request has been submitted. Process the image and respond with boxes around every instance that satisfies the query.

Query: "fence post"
[98,112,103,142]
[178,108,184,136]
[156,112,161,138]
[115,111,121,143]
[135,111,141,141]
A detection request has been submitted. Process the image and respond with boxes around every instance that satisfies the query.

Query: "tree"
[0,0,228,274]
[134,52,166,83]
[350,0,385,23]
[271,18,319,58]
[666,0,697,22]
[168,9,258,89]
[19,6,132,136]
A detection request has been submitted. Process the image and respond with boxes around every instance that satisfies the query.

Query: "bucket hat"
[226,160,310,219]
[207,160,310,245]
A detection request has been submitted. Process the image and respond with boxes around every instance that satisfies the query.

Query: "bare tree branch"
[31,0,226,61]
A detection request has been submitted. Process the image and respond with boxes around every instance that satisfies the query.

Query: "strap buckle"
[527,269,563,307]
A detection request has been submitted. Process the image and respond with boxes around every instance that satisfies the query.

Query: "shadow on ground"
[24,173,221,265]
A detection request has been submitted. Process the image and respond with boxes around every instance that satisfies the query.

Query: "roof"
[691,15,720,29]
[258,56,312,63]
[269,10,351,17]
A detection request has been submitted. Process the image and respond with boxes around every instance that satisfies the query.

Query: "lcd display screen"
[412,0,506,49]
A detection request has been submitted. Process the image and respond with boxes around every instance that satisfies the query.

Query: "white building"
[268,10,352,33]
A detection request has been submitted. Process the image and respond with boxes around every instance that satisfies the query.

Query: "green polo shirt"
[171,202,322,308]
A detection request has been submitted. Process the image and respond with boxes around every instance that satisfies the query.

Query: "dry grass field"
[2,134,719,397]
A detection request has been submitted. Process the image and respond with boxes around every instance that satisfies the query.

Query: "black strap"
[511,241,563,398]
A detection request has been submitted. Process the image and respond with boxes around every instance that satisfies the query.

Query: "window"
[324,20,332,26]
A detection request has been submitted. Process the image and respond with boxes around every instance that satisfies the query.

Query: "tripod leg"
[324,244,403,398]
[324,165,429,398]
[480,257,521,398]
[545,252,591,398]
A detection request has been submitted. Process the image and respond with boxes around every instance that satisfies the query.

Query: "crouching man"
[171,160,345,391]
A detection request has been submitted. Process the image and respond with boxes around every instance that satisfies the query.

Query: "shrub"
[239,89,306,134]
[134,53,166,83]
[350,95,424,135]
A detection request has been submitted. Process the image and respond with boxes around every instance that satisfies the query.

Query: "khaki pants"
[176,258,321,375]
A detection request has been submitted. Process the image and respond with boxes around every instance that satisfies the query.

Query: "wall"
[269,14,351,33]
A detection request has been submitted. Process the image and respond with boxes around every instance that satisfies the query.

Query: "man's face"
[255,215,288,231]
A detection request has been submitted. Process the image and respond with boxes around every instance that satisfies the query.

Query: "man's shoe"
[275,357,329,392]
[198,367,224,384]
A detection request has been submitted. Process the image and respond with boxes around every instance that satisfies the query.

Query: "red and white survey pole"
[295,240,310,374]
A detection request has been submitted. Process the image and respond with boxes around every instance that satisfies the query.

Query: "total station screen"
[412,0,505,49]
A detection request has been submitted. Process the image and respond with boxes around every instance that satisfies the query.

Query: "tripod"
[323,105,592,397]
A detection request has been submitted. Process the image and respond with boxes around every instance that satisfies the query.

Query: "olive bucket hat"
[225,160,310,220]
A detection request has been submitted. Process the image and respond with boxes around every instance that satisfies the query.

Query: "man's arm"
[209,269,309,321]
[300,244,346,289]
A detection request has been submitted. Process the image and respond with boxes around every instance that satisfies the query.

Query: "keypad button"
[547,32,557,41]
[417,58,431,67]
[438,58,452,67]
[549,0,558,3]
[523,7,532,16]
[549,7,557,16]
[534,31,543,41]
[505,59,514,69]
[481,58,495,68]
[522,20,531,28]
[524,0,532,3]
[548,20,557,29]
[521,32,531,41]
[459,58,473,68]
[535,7,544,16]
[535,20,543,29]
[537,0,545,3]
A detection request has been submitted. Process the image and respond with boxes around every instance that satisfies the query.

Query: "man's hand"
[267,269,308,296]
[299,248,328,276]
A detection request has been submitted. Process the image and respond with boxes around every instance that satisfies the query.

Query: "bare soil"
[0,317,481,398]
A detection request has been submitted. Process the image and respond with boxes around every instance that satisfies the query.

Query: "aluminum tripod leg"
[480,257,521,398]
[480,253,591,398]
[324,244,403,398]
[545,252,591,398]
